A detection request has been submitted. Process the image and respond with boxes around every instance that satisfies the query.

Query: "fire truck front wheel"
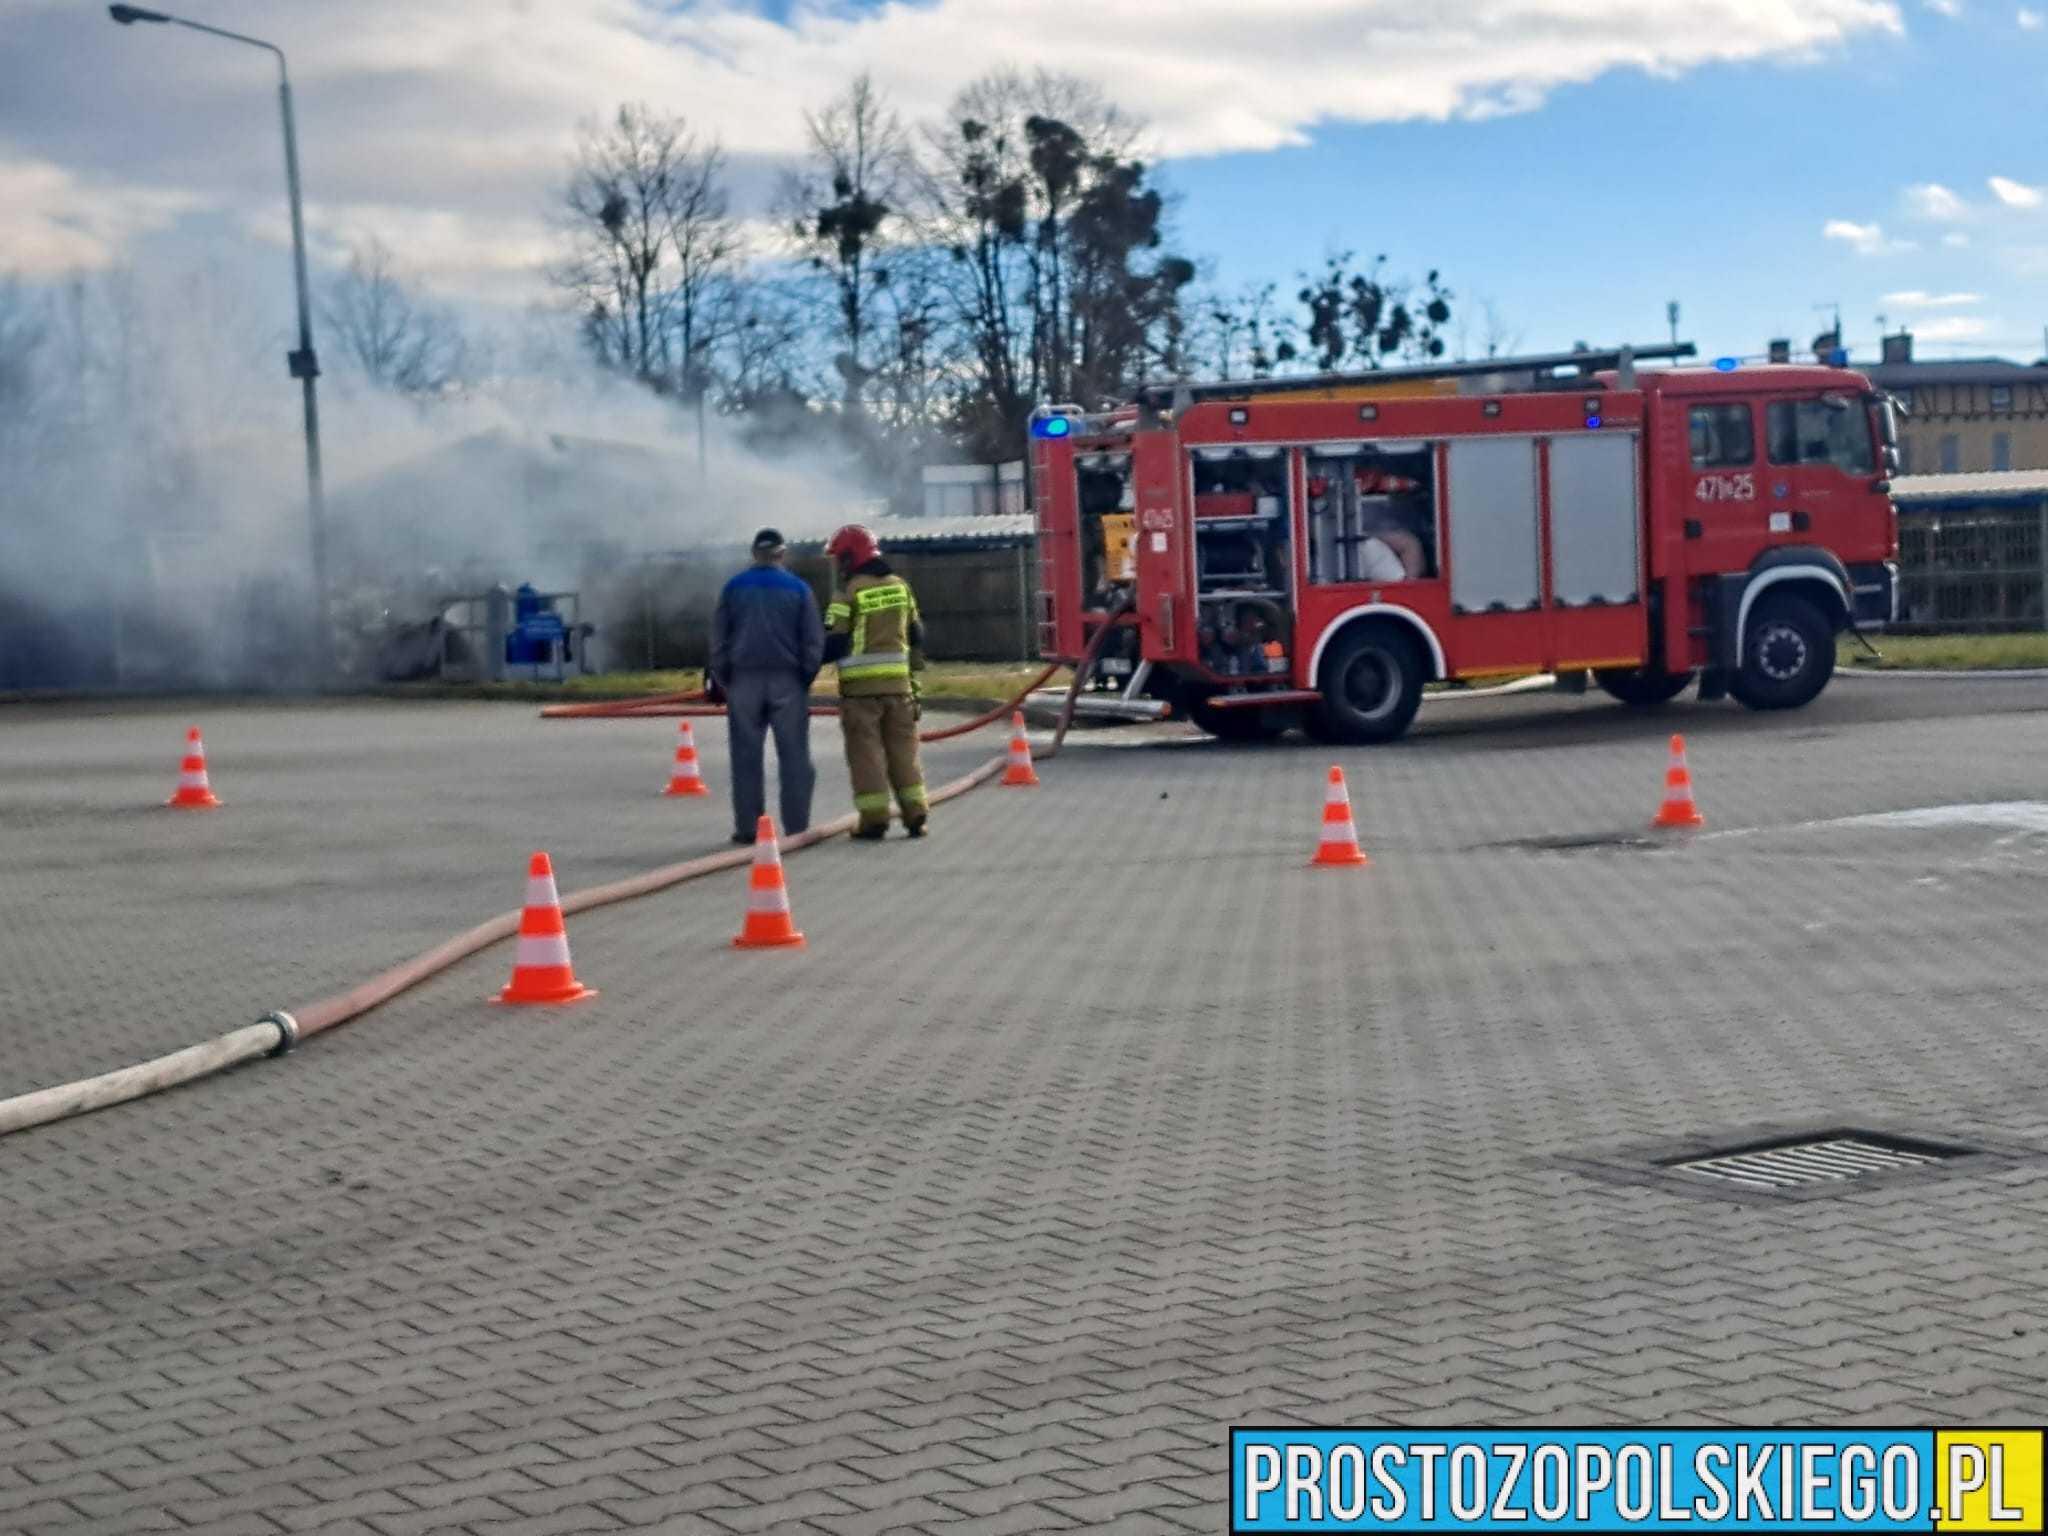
[1313,623,1425,744]
[1731,592,1836,711]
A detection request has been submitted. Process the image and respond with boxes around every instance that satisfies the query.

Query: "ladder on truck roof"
[1132,342,1698,410]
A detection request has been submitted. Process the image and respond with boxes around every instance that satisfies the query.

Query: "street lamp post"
[109,4,331,678]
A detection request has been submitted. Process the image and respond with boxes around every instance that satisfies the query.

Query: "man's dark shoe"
[850,825,887,842]
[731,832,755,846]
[904,821,928,839]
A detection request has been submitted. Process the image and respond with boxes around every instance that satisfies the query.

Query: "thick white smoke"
[0,264,878,691]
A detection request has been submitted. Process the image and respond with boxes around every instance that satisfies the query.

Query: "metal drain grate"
[1476,833,1671,854]
[1566,1126,2027,1203]
[1668,1135,1962,1190]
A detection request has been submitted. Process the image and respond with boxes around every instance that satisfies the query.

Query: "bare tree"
[919,89,1031,445]
[920,69,1185,458]
[0,278,48,413]
[1192,282,1297,379]
[1453,296,1524,362]
[720,279,814,409]
[1298,255,1454,372]
[780,74,914,413]
[556,104,738,395]
[869,242,951,431]
[323,238,467,396]
[659,131,742,404]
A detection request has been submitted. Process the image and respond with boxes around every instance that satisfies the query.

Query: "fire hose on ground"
[532,665,1065,741]
[0,612,1130,1141]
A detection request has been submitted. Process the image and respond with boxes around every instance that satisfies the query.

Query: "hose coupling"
[259,1010,300,1058]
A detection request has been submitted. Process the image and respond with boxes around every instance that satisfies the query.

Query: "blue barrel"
[506,585,563,665]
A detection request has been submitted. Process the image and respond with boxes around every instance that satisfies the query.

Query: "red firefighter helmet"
[826,523,881,568]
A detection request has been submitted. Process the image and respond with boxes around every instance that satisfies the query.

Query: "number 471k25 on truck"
[1029,344,1901,744]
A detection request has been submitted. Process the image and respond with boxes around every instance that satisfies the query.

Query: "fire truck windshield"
[1766,397,1875,475]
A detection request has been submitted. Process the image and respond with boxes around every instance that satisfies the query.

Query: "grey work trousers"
[724,670,816,838]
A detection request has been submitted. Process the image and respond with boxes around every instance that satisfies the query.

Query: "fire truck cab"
[1030,345,1900,743]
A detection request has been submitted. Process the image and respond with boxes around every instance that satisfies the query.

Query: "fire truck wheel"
[1592,666,1695,706]
[1313,623,1425,744]
[1731,592,1835,711]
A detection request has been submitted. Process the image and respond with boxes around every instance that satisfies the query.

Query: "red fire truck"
[1029,345,1900,743]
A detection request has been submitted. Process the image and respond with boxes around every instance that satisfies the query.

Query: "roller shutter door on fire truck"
[1447,438,1541,613]
[1547,432,1641,607]
[1446,433,1643,614]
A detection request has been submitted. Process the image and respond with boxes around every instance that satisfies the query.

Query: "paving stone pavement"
[0,701,997,1095]
[6,676,2048,1533]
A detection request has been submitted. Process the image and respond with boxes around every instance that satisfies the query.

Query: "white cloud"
[1825,219,1913,254]
[1905,183,1965,220]
[1911,315,1994,342]
[272,0,1912,162]
[1924,0,1963,14]
[0,0,1909,293]
[0,157,201,276]
[1882,289,1983,306]
[2020,8,2043,27]
[1944,231,1972,246]
[1898,176,2048,233]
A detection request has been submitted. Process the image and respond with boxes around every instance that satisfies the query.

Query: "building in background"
[783,514,1039,664]
[1862,332,2048,476]
[921,462,1025,519]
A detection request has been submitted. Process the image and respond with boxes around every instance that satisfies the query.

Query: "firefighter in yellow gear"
[822,523,929,840]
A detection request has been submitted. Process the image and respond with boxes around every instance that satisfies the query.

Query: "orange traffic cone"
[165,727,223,809]
[1652,733,1706,829]
[733,816,805,949]
[494,852,597,1004]
[662,719,711,797]
[1002,712,1040,787]
[1310,766,1370,867]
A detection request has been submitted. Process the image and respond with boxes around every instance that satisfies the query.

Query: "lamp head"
[109,5,173,23]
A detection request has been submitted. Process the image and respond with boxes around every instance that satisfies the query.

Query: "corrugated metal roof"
[889,513,1035,542]
[1892,470,2048,503]
[785,513,1036,546]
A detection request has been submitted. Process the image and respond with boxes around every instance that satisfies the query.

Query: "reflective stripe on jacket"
[825,573,919,697]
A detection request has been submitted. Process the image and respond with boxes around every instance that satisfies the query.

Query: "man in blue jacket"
[707,528,824,844]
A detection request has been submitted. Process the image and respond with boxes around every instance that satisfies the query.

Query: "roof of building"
[786,513,1036,549]
[1892,469,2048,504]
[1864,358,2048,387]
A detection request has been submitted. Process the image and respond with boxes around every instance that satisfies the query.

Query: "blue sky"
[1165,8,2047,364]
[3,0,2042,369]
